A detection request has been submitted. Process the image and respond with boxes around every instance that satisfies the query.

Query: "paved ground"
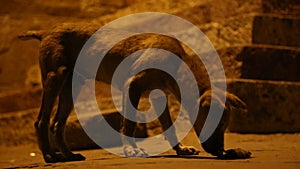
[1,133,299,169]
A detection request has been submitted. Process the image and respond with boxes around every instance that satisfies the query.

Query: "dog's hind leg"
[35,66,67,163]
[195,92,229,158]
[50,73,86,162]
[121,80,149,157]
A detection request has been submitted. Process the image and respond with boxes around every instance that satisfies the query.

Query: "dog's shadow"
[150,154,217,160]
[151,154,253,160]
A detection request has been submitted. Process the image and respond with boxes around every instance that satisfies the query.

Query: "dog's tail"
[17,30,47,41]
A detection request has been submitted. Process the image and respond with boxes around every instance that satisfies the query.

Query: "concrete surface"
[0,133,299,169]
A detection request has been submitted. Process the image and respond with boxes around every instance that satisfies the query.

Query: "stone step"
[175,0,299,27]
[262,0,300,16]
[0,81,111,114]
[0,88,42,114]
[218,45,300,82]
[225,79,300,133]
[0,108,147,150]
[252,14,300,47]
[199,14,300,49]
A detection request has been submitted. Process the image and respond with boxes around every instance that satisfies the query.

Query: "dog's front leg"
[152,96,200,156]
[196,91,251,159]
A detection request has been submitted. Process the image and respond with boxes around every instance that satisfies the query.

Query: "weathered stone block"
[218,45,300,81]
[253,15,300,47]
[0,108,147,150]
[199,14,300,49]
[226,79,300,133]
[63,110,148,150]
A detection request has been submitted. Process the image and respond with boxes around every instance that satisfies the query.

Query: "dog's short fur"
[19,23,251,163]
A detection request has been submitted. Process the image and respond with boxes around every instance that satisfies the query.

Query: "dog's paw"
[124,146,149,157]
[44,154,59,163]
[43,153,65,163]
[176,145,200,156]
[66,153,86,161]
[43,153,86,163]
[221,148,251,159]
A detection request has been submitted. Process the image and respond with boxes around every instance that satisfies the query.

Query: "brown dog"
[19,23,251,163]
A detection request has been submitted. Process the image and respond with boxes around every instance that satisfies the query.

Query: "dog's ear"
[225,92,247,112]
[198,90,247,112]
[198,90,211,108]
[198,90,226,109]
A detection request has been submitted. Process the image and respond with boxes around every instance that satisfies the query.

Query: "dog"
[19,22,251,163]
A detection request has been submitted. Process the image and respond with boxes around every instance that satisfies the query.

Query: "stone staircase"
[216,44,300,133]
[213,2,300,133]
